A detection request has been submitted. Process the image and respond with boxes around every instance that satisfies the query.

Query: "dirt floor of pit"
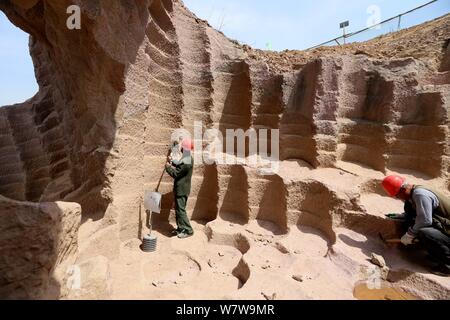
[68,162,450,300]
[69,219,450,300]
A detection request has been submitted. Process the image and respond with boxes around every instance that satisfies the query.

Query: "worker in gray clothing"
[382,175,450,276]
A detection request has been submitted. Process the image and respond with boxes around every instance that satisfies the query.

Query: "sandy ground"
[69,161,450,300]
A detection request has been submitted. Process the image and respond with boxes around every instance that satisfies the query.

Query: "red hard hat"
[382,175,405,197]
[181,138,193,151]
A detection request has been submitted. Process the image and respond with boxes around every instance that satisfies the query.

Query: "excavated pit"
[0,0,449,300]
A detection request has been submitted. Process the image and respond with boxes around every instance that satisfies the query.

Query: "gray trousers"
[418,227,450,266]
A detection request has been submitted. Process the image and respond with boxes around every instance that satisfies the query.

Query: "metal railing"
[306,0,441,50]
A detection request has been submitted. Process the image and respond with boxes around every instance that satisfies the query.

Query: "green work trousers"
[175,195,193,234]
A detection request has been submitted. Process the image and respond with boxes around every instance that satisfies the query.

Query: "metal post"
[148,210,153,235]
[340,21,349,45]
[397,15,402,31]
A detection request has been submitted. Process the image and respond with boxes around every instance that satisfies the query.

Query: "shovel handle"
[379,233,419,245]
[155,146,172,192]
[155,166,165,193]
[385,239,402,244]
[379,232,402,244]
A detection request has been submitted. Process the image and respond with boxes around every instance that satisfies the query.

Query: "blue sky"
[0,11,38,106]
[1,1,449,106]
[184,0,450,50]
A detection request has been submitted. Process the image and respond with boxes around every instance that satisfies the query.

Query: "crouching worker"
[382,175,450,276]
[165,138,194,239]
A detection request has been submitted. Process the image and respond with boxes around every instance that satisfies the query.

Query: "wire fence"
[306,0,442,50]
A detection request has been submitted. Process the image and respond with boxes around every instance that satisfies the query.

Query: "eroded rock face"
[0,0,449,299]
[0,196,80,299]
[441,41,450,71]
[0,0,448,230]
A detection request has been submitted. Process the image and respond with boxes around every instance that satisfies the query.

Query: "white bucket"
[144,191,162,214]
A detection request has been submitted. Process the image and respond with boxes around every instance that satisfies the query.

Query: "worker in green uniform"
[165,138,194,239]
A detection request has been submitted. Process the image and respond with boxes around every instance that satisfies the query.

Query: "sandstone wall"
[0,0,449,298]
[0,196,80,299]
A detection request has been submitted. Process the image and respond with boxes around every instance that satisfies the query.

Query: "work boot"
[430,264,450,277]
[177,231,193,239]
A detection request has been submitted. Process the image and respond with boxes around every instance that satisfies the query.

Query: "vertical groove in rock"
[249,62,284,156]
[286,180,337,244]
[144,0,183,198]
[174,1,213,131]
[444,90,450,191]
[336,57,390,172]
[218,165,249,224]
[207,26,251,148]
[190,164,219,222]
[389,90,447,177]
[6,104,51,201]
[280,61,319,166]
[312,58,340,167]
[205,27,251,223]
[173,1,218,220]
[0,109,26,201]
[247,169,287,232]
[33,94,74,201]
